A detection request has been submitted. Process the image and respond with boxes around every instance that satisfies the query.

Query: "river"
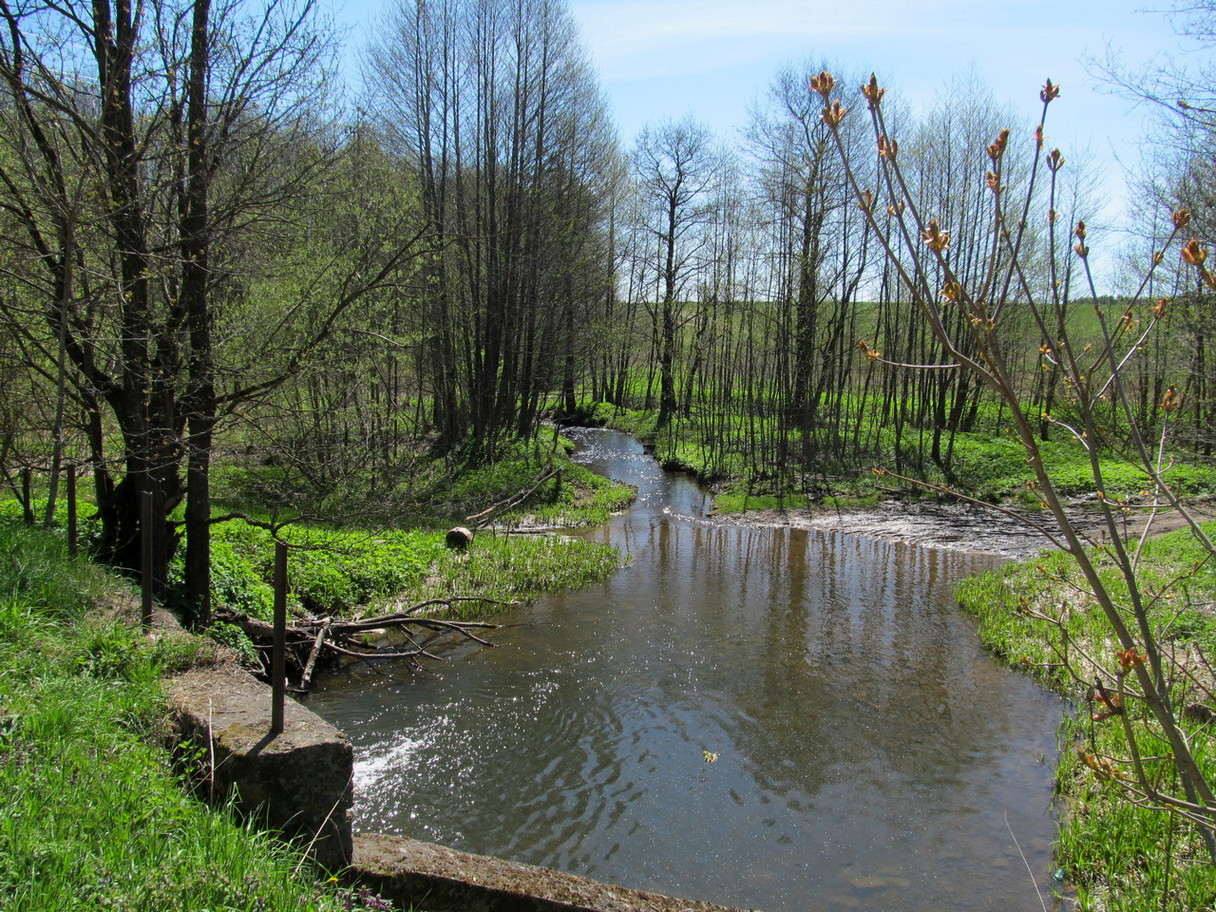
[308,427,1066,912]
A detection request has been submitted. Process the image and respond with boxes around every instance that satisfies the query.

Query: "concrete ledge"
[168,666,354,870]
[352,833,756,912]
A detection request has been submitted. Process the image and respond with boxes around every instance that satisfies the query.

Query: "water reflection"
[309,428,1063,912]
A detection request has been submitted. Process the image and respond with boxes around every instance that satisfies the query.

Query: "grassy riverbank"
[957,524,1216,910]
[0,521,400,912]
[6,425,632,636]
[0,433,634,910]
[180,521,625,623]
[583,400,1216,512]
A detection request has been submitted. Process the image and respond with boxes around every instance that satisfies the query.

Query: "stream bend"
[309,428,1065,912]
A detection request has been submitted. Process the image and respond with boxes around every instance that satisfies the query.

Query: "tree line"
[1,0,1213,615]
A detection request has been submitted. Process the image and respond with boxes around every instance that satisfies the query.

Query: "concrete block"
[351,833,756,912]
[168,666,354,870]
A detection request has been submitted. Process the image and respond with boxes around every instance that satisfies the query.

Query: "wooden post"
[141,489,154,629]
[66,466,77,556]
[21,468,33,526]
[271,540,288,735]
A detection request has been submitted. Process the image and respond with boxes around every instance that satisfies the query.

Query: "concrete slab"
[352,833,760,912]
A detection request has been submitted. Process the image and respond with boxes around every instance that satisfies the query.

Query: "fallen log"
[299,621,330,691]
[464,463,560,526]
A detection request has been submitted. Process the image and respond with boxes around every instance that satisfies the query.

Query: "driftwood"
[219,598,508,691]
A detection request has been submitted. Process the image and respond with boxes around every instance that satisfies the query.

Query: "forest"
[0,0,1214,620]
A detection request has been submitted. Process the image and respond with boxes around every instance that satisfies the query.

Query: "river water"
[308,428,1065,912]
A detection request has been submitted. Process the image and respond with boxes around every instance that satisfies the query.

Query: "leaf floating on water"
[702,750,719,763]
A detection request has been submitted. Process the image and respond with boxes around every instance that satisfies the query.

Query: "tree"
[747,63,875,477]
[1095,0,1216,454]
[0,0,422,619]
[630,115,721,427]
[367,0,617,460]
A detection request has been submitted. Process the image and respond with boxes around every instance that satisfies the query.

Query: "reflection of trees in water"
[313,430,1062,910]
[677,524,1049,810]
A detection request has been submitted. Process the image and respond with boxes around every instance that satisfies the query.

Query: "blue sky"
[324,0,1195,267]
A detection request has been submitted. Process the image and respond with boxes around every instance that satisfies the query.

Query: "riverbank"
[0,521,390,912]
[955,519,1216,910]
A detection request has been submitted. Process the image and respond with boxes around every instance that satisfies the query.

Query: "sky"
[323,0,1199,278]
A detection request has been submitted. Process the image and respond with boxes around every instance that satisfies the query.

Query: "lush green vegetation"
[584,398,1216,512]
[169,519,623,624]
[214,427,637,532]
[7,424,631,633]
[957,528,1216,910]
[194,432,628,624]
[0,521,394,912]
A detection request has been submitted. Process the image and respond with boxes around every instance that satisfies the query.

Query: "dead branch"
[465,462,560,526]
[215,597,505,690]
[300,621,329,691]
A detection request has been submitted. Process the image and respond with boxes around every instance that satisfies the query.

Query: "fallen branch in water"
[217,597,510,690]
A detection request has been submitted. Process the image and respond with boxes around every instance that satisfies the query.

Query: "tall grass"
[0,520,388,912]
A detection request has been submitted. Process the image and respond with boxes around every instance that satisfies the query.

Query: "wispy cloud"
[573,0,969,77]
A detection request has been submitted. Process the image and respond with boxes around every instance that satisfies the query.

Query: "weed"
[958,523,1216,909]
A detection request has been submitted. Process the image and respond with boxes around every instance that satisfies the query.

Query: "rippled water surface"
[308,428,1065,912]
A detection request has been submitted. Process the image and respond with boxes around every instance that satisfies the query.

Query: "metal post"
[271,540,288,735]
[66,466,77,556]
[21,468,33,526]
[141,489,154,629]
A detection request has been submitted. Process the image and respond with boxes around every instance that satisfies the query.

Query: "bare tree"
[819,69,1216,863]
[366,0,617,459]
[746,62,875,479]
[630,115,721,427]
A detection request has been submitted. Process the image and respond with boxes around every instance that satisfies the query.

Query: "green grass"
[956,524,1216,910]
[2,430,630,628]
[172,523,450,619]
[579,394,1216,510]
[182,426,632,622]
[400,531,625,613]
[0,520,387,912]
[212,423,636,532]
[166,519,623,624]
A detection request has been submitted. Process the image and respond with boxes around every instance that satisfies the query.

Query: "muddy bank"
[710,498,1216,560]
